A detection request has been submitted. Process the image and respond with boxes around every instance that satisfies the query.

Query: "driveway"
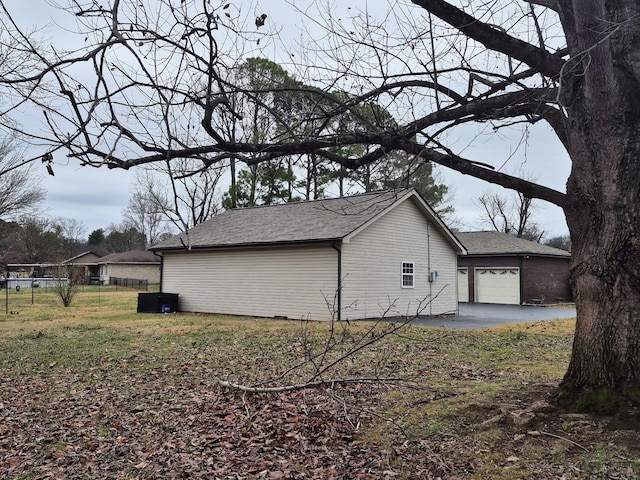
[404,303,577,330]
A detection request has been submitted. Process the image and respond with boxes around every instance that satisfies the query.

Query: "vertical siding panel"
[162,245,338,320]
[341,200,458,319]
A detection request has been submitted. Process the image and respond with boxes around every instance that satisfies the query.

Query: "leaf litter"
[1,304,639,479]
[0,350,457,479]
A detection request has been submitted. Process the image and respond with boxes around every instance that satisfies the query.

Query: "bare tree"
[476,191,544,241]
[55,217,87,257]
[122,189,172,247]
[377,153,455,221]
[0,137,45,219]
[51,264,83,307]
[1,0,640,414]
[545,234,571,252]
[133,162,223,234]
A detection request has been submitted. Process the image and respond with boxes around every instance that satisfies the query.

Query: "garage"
[457,232,572,306]
[457,268,469,302]
[475,268,520,305]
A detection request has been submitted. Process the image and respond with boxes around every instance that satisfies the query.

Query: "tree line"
[0,216,148,267]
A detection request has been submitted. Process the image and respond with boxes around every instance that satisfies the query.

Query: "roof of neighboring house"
[97,250,161,264]
[62,251,101,264]
[456,231,570,257]
[151,189,466,253]
[9,251,102,269]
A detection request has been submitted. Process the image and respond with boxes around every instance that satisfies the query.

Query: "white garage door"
[475,268,520,305]
[457,268,469,302]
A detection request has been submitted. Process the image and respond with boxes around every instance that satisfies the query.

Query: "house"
[456,231,572,305]
[63,251,101,282]
[63,251,102,265]
[4,250,161,288]
[150,190,466,321]
[97,250,161,286]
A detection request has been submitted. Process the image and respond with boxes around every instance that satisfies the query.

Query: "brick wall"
[521,256,572,304]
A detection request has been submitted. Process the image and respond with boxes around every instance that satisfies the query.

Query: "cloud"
[40,163,133,233]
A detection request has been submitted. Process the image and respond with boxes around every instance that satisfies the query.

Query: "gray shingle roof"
[456,231,570,257]
[97,250,161,264]
[151,190,429,251]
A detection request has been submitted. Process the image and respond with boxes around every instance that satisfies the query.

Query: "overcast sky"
[14,1,570,239]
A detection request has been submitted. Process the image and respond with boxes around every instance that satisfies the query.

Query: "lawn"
[0,289,638,479]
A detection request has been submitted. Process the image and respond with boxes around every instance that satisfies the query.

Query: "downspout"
[427,223,432,316]
[4,272,7,315]
[159,253,164,293]
[332,243,342,322]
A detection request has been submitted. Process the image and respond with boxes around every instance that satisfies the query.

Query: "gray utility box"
[137,293,179,313]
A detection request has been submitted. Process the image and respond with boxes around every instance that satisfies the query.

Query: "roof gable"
[151,190,464,253]
[62,251,101,264]
[456,231,570,257]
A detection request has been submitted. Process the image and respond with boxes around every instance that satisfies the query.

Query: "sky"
[39,165,134,233]
[438,122,570,236]
[10,1,571,239]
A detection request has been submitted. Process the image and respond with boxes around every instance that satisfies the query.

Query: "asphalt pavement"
[402,303,577,330]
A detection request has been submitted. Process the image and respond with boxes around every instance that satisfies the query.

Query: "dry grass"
[0,289,638,479]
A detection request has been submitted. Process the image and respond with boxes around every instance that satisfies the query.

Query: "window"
[402,261,414,288]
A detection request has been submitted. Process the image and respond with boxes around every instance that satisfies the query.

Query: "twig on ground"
[220,377,410,393]
[540,430,589,452]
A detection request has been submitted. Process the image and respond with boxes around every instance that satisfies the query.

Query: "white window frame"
[401,261,415,288]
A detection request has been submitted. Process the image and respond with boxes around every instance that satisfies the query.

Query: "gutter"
[461,252,570,259]
[149,237,343,253]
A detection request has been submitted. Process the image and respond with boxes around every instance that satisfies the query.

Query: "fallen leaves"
[0,357,454,479]
[1,301,638,479]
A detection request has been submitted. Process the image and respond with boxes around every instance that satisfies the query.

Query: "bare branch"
[401,143,567,207]
[410,0,565,77]
[525,0,560,13]
[220,377,409,394]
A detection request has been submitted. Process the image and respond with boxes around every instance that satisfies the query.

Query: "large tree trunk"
[552,0,640,414]
[557,190,640,414]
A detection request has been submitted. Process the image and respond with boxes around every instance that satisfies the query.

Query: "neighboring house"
[456,231,572,305]
[150,189,466,321]
[5,250,161,288]
[97,250,161,285]
[63,251,101,281]
[63,251,102,264]
[6,251,101,286]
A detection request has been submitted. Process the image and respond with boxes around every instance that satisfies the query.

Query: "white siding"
[457,268,469,302]
[161,245,339,320]
[475,268,520,304]
[340,200,458,319]
[100,264,161,285]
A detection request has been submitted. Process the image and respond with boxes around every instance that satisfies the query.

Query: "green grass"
[0,289,638,479]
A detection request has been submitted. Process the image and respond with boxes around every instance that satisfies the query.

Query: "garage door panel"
[475,268,520,305]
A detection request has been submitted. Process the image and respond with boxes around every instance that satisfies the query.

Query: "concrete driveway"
[406,303,577,330]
